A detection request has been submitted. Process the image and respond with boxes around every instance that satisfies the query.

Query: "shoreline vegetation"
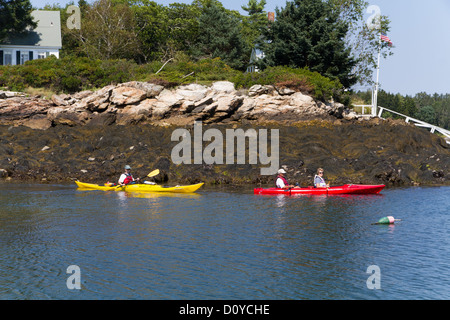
[1,55,448,130]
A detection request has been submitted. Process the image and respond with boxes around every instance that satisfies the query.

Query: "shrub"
[233,66,347,102]
[0,56,348,105]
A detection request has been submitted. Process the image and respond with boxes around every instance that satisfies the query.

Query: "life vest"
[123,173,133,185]
[314,175,326,187]
[276,175,288,187]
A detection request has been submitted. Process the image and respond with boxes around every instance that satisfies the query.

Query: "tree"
[0,0,37,42]
[329,0,393,86]
[397,95,418,117]
[192,3,249,71]
[76,0,139,60]
[241,0,267,49]
[163,3,201,60]
[417,105,436,125]
[130,0,169,62]
[259,0,356,88]
[242,0,266,15]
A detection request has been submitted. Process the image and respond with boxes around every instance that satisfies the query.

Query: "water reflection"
[275,195,286,207]
[126,192,202,199]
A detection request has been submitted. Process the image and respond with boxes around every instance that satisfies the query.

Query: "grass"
[23,87,57,99]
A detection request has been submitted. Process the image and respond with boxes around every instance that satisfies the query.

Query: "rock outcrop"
[0,81,356,129]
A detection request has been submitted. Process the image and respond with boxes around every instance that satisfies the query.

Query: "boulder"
[22,116,53,130]
[325,102,346,119]
[208,95,244,122]
[110,86,147,106]
[119,81,164,98]
[0,97,51,122]
[127,98,156,117]
[232,98,256,119]
[179,101,196,114]
[211,81,235,93]
[175,84,209,101]
[289,92,316,108]
[278,87,296,95]
[79,85,114,112]
[87,112,116,127]
[0,90,25,99]
[73,90,93,100]
[152,101,174,119]
[47,107,90,126]
[156,89,184,107]
[248,85,270,97]
[51,94,69,106]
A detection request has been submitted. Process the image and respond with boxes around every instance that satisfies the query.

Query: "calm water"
[0,182,449,300]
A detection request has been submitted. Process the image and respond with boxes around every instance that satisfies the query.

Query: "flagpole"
[373,32,382,117]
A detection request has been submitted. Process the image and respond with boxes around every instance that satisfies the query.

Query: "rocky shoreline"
[0,81,449,187]
[0,81,355,129]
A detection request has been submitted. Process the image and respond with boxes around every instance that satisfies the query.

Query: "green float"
[373,216,401,225]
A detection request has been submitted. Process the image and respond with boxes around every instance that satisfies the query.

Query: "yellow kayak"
[75,181,204,193]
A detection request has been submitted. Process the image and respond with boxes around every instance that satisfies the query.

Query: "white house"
[246,47,264,73]
[0,10,62,66]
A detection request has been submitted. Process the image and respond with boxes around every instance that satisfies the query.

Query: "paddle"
[144,169,160,180]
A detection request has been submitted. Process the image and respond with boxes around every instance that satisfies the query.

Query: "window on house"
[20,52,29,65]
[4,51,12,65]
[38,52,46,59]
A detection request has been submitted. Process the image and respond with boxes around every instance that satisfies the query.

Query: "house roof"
[1,11,62,48]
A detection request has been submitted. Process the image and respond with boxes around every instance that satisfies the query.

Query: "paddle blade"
[147,169,160,178]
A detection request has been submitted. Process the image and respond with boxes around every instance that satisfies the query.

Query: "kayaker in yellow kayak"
[314,168,330,188]
[118,165,139,186]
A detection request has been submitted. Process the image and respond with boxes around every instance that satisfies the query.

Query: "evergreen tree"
[417,105,436,125]
[259,0,356,88]
[192,3,249,71]
[0,0,37,42]
[241,0,267,49]
[242,0,266,15]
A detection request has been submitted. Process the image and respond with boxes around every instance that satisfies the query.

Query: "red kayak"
[254,184,385,195]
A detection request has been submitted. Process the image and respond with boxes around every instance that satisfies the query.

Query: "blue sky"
[31,0,450,96]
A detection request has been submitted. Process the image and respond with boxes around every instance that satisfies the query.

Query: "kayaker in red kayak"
[118,165,139,186]
[314,168,330,188]
[276,169,296,189]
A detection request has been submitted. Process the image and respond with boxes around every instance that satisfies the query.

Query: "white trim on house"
[0,46,60,65]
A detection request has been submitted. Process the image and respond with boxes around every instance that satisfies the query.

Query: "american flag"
[381,33,393,46]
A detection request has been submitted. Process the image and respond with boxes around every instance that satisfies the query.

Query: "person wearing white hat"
[275,169,295,189]
[118,165,139,186]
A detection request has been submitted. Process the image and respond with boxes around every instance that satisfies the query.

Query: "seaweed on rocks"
[0,119,448,187]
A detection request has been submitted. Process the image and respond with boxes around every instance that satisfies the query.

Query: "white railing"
[377,106,450,142]
[353,105,375,117]
[352,104,450,144]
